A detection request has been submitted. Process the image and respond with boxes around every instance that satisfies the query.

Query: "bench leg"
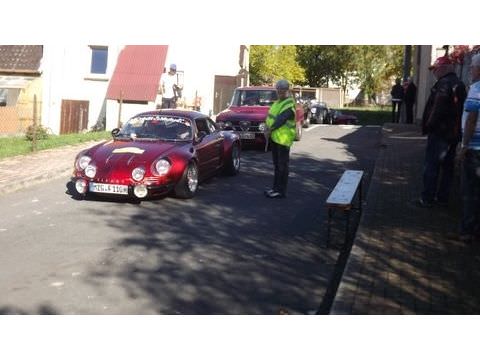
[326,207,333,247]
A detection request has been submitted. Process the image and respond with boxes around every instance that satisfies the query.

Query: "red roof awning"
[106,45,168,102]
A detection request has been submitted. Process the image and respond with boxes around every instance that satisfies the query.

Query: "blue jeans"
[421,134,456,203]
[460,150,480,237]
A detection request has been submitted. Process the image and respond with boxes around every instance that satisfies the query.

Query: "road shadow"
[68,126,382,314]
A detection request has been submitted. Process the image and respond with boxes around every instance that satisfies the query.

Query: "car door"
[194,117,223,177]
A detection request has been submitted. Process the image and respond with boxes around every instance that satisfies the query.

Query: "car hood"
[87,139,184,167]
[216,106,269,122]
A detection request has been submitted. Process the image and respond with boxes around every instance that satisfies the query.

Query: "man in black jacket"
[418,56,466,207]
[390,78,404,123]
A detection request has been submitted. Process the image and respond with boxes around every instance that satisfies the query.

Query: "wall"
[165,44,242,116]
[41,45,122,134]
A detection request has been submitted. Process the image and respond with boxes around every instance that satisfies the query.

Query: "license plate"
[89,182,129,195]
[239,132,255,139]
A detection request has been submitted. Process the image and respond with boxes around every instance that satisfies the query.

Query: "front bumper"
[71,177,174,199]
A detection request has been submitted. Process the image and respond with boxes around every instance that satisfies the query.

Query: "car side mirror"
[111,128,121,137]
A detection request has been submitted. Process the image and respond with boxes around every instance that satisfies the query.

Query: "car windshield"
[231,89,278,107]
[118,115,193,141]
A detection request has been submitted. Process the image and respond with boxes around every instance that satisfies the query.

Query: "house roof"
[0,45,43,74]
[106,45,168,102]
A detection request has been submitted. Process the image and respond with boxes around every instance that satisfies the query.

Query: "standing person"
[404,76,417,124]
[390,78,404,123]
[418,56,466,207]
[457,53,480,242]
[161,64,180,109]
[263,79,296,199]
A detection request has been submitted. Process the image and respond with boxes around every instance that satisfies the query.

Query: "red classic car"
[71,110,241,200]
[215,86,305,147]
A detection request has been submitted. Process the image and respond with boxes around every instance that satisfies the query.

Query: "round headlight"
[310,108,317,114]
[225,121,233,129]
[155,159,171,176]
[258,122,266,132]
[77,155,91,170]
[217,121,225,130]
[131,167,145,181]
[85,164,96,178]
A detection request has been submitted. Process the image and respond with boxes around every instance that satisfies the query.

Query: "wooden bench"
[325,170,364,247]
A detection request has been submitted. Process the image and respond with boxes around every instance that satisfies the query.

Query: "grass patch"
[0,131,110,160]
[337,106,392,126]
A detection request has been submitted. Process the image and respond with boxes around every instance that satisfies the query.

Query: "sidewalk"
[0,141,102,196]
[331,123,480,314]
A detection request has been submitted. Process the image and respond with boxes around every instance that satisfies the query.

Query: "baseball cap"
[275,79,290,90]
[429,56,452,70]
[169,63,177,71]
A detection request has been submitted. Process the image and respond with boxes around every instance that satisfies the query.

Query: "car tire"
[224,142,241,176]
[295,123,302,141]
[174,161,199,199]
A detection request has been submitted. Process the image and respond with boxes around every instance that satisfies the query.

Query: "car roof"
[236,86,276,91]
[134,109,208,120]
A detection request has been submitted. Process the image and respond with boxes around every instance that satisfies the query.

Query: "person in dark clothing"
[404,77,417,124]
[390,78,404,123]
[264,79,297,199]
[418,56,467,207]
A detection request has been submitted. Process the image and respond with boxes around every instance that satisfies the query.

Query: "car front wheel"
[174,161,199,199]
[224,142,241,175]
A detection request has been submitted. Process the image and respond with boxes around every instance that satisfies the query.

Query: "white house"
[41,45,123,134]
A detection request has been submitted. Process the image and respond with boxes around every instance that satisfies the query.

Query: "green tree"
[350,45,404,102]
[249,45,305,85]
[296,45,355,91]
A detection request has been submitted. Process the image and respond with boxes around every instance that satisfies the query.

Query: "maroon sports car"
[71,110,241,200]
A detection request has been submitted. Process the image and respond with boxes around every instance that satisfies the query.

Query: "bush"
[25,125,49,141]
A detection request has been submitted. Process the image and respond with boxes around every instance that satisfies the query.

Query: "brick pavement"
[331,123,480,314]
[0,141,103,196]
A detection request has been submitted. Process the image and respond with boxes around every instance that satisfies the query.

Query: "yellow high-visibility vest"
[266,97,296,147]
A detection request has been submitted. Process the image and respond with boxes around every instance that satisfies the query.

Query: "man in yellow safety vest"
[264,79,296,199]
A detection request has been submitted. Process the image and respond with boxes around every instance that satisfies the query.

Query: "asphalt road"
[0,124,381,314]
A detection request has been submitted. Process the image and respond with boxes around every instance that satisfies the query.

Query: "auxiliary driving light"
[133,184,148,198]
[75,179,88,194]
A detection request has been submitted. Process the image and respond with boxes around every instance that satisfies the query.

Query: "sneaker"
[266,191,285,199]
[264,189,275,197]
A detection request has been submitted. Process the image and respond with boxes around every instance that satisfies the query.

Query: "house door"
[213,75,238,115]
[60,100,89,134]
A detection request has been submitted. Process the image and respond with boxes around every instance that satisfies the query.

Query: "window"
[0,88,20,107]
[90,46,108,74]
